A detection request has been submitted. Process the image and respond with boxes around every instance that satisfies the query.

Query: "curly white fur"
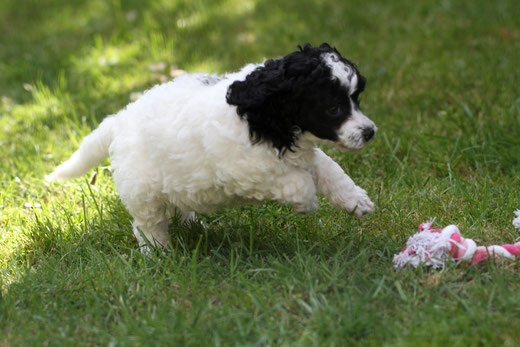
[48,57,375,253]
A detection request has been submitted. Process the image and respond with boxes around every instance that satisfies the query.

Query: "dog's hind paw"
[292,195,319,214]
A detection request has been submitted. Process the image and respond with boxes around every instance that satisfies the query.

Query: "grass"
[1,0,520,345]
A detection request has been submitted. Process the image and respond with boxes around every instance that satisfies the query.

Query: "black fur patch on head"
[226,43,365,154]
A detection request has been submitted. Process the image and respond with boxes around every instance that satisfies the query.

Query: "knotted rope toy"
[393,210,520,269]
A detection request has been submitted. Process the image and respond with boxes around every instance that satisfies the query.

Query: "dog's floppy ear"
[226,57,294,110]
[227,47,326,154]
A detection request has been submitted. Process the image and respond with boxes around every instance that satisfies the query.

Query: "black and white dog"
[47,43,377,252]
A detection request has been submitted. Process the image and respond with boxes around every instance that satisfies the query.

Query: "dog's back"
[48,69,305,212]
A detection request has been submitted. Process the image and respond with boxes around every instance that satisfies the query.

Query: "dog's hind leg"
[132,209,196,254]
[311,148,374,216]
[124,197,173,254]
[180,211,196,223]
[132,218,171,255]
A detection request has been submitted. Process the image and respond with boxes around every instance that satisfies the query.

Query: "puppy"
[47,43,377,253]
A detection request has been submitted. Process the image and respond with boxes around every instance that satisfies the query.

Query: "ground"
[1,0,520,345]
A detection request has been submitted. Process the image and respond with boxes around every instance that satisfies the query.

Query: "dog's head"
[226,43,377,154]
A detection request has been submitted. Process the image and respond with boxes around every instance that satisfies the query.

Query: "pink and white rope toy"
[393,210,520,269]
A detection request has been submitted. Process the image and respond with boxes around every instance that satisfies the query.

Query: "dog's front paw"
[346,186,375,217]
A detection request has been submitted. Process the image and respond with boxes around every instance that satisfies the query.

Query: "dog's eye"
[327,106,343,117]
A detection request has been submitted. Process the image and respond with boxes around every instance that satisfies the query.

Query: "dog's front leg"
[311,148,374,216]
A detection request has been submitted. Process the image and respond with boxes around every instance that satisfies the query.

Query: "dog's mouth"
[335,127,376,152]
[301,127,376,152]
[333,109,377,152]
[334,139,367,153]
[334,142,361,152]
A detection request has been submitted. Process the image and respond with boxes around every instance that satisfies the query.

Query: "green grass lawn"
[1,0,520,345]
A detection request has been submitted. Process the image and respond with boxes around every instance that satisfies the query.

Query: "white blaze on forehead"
[321,52,357,93]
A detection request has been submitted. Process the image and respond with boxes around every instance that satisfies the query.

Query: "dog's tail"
[46,115,117,182]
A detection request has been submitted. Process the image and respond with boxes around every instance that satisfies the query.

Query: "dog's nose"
[362,127,375,142]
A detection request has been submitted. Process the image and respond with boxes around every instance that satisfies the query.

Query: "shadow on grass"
[21,193,382,267]
[0,0,368,101]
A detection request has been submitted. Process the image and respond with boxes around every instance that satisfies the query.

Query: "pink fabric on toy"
[393,211,520,269]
